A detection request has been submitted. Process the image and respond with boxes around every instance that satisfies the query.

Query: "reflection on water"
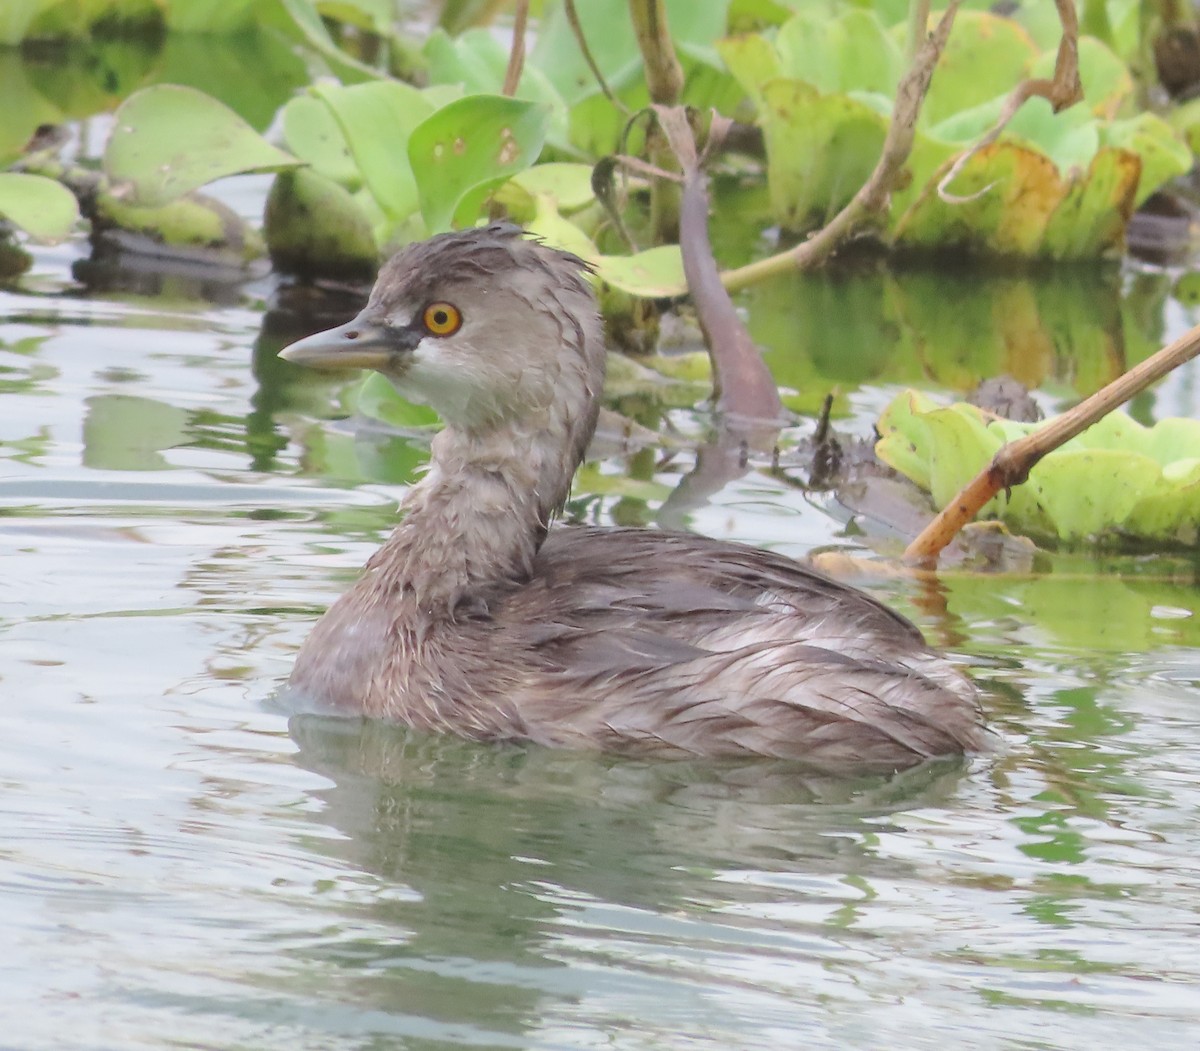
[1,243,1200,1049]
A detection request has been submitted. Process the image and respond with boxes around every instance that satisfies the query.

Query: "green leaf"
[714,32,782,108]
[1040,147,1140,260]
[1102,113,1192,208]
[0,0,59,46]
[916,10,1037,128]
[353,371,439,429]
[104,85,299,207]
[277,0,384,82]
[877,390,1200,545]
[508,163,597,211]
[310,81,436,224]
[774,7,903,96]
[1030,34,1132,119]
[281,94,360,188]
[408,95,550,233]
[424,28,569,149]
[894,142,1062,257]
[94,190,265,264]
[1004,96,1100,173]
[532,0,723,107]
[759,79,887,231]
[0,172,80,241]
[162,0,263,33]
[316,0,393,34]
[152,30,311,131]
[0,51,65,165]
[592,246,687,297]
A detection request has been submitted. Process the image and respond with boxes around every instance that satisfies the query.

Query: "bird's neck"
[371,407,593,614]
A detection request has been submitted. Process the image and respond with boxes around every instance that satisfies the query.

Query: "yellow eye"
[422,302,462,337]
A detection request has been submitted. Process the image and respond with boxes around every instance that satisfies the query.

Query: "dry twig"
[903,321,1200,565]
[938,0,1081,202]
[720,1,965,292]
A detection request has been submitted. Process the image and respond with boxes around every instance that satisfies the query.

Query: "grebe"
[279,224,986,769]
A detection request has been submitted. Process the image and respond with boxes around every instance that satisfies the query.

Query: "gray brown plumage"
[279,224,988,769]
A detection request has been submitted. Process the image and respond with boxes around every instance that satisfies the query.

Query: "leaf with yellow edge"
[893,142,1063,257]
[1040,147,1141,260]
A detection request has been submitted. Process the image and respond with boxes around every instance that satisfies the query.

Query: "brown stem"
[501,0,530,97]
[628,0,683,242]
[903,320,1200,564]
[720,1,965,292]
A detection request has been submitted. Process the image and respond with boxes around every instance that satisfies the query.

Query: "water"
[2,238,1200,1050]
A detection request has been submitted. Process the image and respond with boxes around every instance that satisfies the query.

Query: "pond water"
[3,217,1200,1050]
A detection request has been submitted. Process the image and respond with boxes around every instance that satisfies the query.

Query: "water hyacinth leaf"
[893,142,1062,256]
[161,0,262,33]
[1040,147,1141,260]
[277,0,383,82]
[317,0,394,33]
[532,0,722,107]
[0,172,80,241]
[916,10,1037,128]
[311,81,436,222]
[281,94,360,188]
[154,31,311,131]
[509,163,596,211]
[877,391,1200,545]
[425,26,566,129]
[759,79,887,231]
[353,372,439,429]
[713,33,781,108]
[1102,114,1192,208]
[0,0,56,45]
[94,191,265,264]
[408,95,549,233]
[522,195,599,262]
[774,7,902,96]
[105,85,300,206]
[1003,96,1099,173]
[726,0,795,33]
[1,0,154,43]
[0,51,64,164]
[592,245,687,298]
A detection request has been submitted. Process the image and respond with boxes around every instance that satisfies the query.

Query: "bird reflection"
[281,714,972,1042]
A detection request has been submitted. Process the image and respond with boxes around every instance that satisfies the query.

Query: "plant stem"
[501,0,529,97]
[628,0,682,241]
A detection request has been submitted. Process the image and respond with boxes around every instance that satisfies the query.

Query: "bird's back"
[431,526,988,769]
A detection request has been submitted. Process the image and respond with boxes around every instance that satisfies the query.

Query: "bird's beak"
[279,313,405,371]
